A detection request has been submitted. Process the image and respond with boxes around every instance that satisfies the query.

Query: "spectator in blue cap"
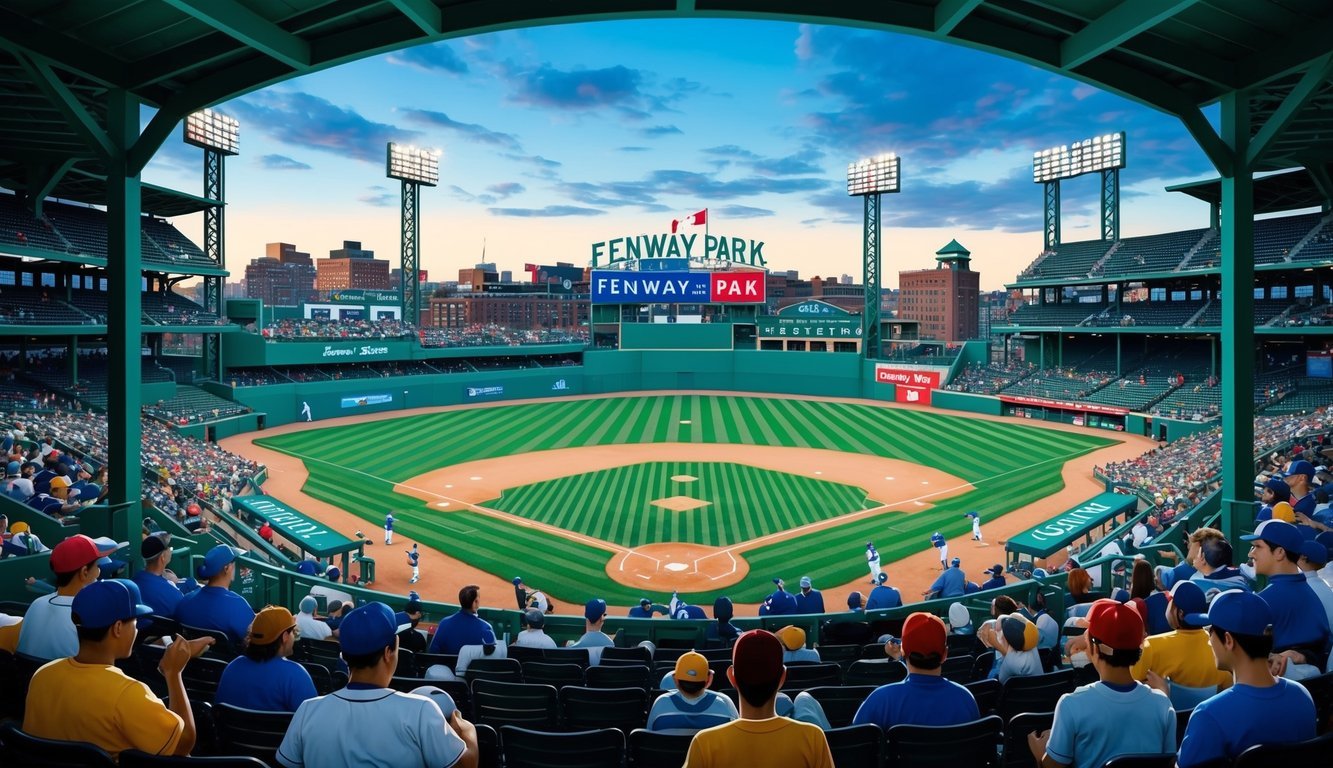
[276,602,478,768]
[794,576,825,615]
[924,557,966,600]
[512,576,528,610]
[628,597,655,618]
[758,578,798,616]
[23,579,213,759]
[1295,540,1333,631]
[1241,519,1331,674]
[1254,476,1291,522]
[1284,460,1317,517]
[571,598,615,662]
[866,572,903,610]
[175,544,255,645]
[846,591,864,612]
[1175,590,1317,767]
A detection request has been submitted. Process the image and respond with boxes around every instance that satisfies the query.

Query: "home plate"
[885,476,894,480]
[915,501,926,507]
[469,476,482,481]
[664,563,689,572]
[435,502,450,507]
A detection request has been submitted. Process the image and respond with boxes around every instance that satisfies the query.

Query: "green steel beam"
[1246,53,1333,168]
[1217,89,1255,545]
[105,88,144,570]
[1178,107,1234,177]
[934,0,983,34]
[387,0,443,34]
[1303,162,1333,206]
[160,0,311,70]
[128,107,185,177]
[1061,0,1199,70]
[0,8,129,88]
[1233,16,1333,90]
[13,53,115,159]
[28,158,78,217]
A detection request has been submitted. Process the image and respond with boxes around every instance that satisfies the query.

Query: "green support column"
[1218,90,1256,544]
[862,193,882,359]
[68,337,78,387]
[1116,335,1122,375]
[106,90,144,565]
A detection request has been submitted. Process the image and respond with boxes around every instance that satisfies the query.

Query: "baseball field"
[248,393,1120,607]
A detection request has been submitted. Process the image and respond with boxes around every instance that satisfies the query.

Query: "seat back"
[297,661,337,695]
[843,659,907,687]
[181,656,228,703]
[414,652,459,673]
[803,685,876,729]
[475,723,501,768]
[627,728,694,768]
[119,750,269,767]
[1001,711,1053,768]
[180,625,235,659]
[505,645,545,664]
[471,679,560,731]
[1167,681,1217,711]
[998,670,1075,723]
[464,657,524,685]
[1099,755,1180,768]
[296,638,343,670]
[947,633,982,657]
[965,678,1002,718]
[499,725,624,768]
[1233,731,1333,766]
[559,685,648,733]
[600,646,652,665]
[0,722,116,768]
[971,650,996,682]
[1298,671,1333,734]
[884,715,1002,768]
[781,662,842,692]
[522,662,584,689]
[940,655,976,684]
[212,703,294,764]
[1174,708,1192,749]
[585,663,652,690]
[825,722,883,767]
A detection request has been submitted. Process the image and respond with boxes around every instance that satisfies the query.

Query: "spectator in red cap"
[1029,599,1175,768]
[852,612,978,730]
[684,629,832,768]
[16,534,112,660]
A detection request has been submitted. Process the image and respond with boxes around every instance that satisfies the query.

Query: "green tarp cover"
[233,495,360,558]
[1005,492,1138,559]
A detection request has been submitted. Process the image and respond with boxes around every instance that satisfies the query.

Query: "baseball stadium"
[1,3,1332,766]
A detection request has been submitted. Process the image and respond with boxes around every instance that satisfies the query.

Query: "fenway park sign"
[590,270,766,304]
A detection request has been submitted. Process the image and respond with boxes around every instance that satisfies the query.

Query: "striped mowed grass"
[484,461,881,547]
[255,394,1116,604]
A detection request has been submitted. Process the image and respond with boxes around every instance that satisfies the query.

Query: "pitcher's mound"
[652,496,710,511]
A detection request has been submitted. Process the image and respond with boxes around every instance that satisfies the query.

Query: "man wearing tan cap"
[216,605,317,712]
[646,651,737,732]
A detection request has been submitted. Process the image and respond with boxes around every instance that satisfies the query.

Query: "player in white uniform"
[276,602,477,768]
[866,541,882,584]
[966,511,984,544]
[384,513,394,545]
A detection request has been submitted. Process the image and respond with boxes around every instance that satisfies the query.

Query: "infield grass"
[255,394,1116,604]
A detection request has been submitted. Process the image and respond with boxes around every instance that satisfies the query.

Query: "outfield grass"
[485,461,880,547]
[255,395,1116,604]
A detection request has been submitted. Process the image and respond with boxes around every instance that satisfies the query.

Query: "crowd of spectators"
[1098,409,1333,501]
[943,361,1034,395]
[418,324,588,348]
[260,318,414,341]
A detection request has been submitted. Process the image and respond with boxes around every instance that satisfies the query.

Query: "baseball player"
[384,513,394,545]
[406,543,419,584]
[965,511,984,544]
[930,531,948,569]
[865,541,882,584]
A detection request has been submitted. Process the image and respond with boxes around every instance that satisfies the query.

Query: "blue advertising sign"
[591,270,710,303]
[340,394,393,409]
[465,385,505,399]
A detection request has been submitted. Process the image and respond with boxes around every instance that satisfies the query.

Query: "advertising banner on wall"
[998,394,1129,416]
[465,384,506,399]
[340,394,393,409]
[874,365,943,404]
[757,316,862,338]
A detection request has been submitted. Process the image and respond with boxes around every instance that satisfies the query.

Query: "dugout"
[232,495,365,583]
[1004,492,1139,571]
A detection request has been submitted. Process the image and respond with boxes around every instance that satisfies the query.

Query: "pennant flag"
[670,208,708,234]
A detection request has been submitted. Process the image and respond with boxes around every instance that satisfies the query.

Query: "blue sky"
[144,19,1223,291]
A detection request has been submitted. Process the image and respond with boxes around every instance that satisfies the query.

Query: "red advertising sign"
[874,365,942,389]
[709,272,766,303]
[998,394,1129,416]
[895,386,931,404]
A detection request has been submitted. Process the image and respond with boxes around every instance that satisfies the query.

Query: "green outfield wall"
[225,350,900,428]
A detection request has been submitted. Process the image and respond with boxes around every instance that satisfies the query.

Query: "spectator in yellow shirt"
[684,629,833,768]
[23,578,213,759]
[1132,580,1231,705]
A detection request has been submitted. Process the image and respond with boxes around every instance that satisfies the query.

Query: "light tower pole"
[847,154,901,359]
[386,143,440,326]
[1032,132,1126,249]
[183,109,238,379]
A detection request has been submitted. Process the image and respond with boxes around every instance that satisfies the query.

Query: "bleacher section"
[1185,212,1325,268]
[1264,377,1333,414]
[1293,216,1333,261]
[1079,376,1178,412]
[0,194,212,270]
[1097,228,1209,275]
[142,290,222,325]
[999,369,1115,400]
[0,286,93,325]
[943,363,1033,395]
[156,355,201,383]
[1086,301,1205,327]
[1003,302,1104,326]
[0,196,67,252]
[1280,303,1333,327]
[1021,239,1111,279]
[1193,298,1291,327]
[145,384,251,424]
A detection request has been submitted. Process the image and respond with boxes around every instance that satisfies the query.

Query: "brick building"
[243,242,317,306]
[315,240,390,291]
[897,240,981,343]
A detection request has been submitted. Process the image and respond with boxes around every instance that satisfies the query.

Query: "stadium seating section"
[0,194,213,270]
[1098,228,1210,276]
[1005,302,1106,326]
[145,385,252,425]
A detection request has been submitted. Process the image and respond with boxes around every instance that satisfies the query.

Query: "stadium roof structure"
[1166,167,1333,216]
[2,0,1329,560]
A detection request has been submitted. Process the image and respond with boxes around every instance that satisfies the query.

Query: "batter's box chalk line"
[617,549,662,572]
[692,549,740,581]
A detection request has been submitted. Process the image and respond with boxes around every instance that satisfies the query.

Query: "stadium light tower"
[386,143,439,327]
[847,153,901,359]
[1032,131,1126,248]
[183,109,239,379]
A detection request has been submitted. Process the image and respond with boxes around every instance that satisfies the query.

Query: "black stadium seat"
[119,751,268,767]
[499,725,624,768]
[0,722,116,768]
[825,723,884,768]
[628,727,694,768]
[211,703,293,766]
[884,715,1002,768]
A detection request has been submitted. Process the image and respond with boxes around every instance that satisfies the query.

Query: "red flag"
[670,209,707,233]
